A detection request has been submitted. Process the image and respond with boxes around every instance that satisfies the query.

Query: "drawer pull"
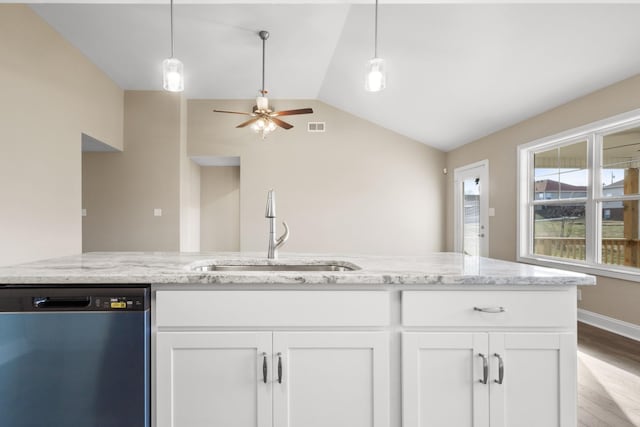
[494,353,504,384]
[478,353,488,384]
[473,306,505,314]
[262,352,268,384]
[277,352,283,384]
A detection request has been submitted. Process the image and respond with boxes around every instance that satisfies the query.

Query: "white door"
[454,160,489,256]
[489,333,576,427]
[156,331,273,427]
[273,332,390,427]
[402,333,489,427]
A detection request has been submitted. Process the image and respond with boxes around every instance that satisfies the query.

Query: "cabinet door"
[273,332,389,427]
[489,333,576,427]
[156,332,272,427]
[402,333,489,427]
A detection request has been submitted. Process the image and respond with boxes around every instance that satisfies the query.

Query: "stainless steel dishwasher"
[0,286,150,427]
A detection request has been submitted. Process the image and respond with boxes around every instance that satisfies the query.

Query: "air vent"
[307,122,326,133]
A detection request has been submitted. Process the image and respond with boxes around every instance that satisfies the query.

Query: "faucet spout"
[266,190,289,259]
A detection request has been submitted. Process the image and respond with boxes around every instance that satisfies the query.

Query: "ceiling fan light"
[365,57,386,92]
[163,57,184,92]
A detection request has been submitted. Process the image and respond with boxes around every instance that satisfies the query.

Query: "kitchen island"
[0,252,594,427]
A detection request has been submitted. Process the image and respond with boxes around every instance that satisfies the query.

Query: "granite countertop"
[0,252,595,286]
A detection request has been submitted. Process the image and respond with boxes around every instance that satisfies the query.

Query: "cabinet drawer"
[156,290,390,327]
[402,290,573,328]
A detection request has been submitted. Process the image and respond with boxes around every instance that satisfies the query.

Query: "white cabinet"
[155,291,391,427]
[402,333,489,427]
[402,332,575,427]
[156,332,272,427]
[156,331,389,427]
[489,333,576,427]
[401,289,577,427]
[154,287,578,427]
[273,332,389,427]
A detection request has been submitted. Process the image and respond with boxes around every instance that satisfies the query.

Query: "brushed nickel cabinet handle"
[262,352,268,384]
[277,352,283,384]
[473,306,506,313]
[478,353,488,384]
[494,353,504,384]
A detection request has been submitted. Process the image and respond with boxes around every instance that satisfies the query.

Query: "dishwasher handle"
[33,296,91,309]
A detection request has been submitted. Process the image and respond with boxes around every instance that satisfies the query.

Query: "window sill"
[517,254,640,283]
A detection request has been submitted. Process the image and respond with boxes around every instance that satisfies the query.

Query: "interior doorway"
[199,165,240,252]
[454,160,489,257]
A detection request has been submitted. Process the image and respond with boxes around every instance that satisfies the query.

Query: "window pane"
[533,204,586,260]
[534,141,587,201]
[602,127,640,197]
[463,178,480,256]
[600,200,640,267]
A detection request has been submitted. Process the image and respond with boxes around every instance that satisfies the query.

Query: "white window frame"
[518,107,640,282]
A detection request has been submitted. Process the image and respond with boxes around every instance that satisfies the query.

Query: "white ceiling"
[30,2,640,151]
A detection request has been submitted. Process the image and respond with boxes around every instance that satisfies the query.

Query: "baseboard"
[578,309,640,342]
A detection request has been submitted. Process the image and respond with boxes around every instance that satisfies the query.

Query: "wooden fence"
[533,238,630,265]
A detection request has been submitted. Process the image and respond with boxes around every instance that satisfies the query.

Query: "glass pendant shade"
[256,96,269,111]
[162,57,184,92]
[365,57,386,92]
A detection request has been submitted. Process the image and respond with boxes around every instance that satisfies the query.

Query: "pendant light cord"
[170,0,175,58]
[374,0,378,58]
[261,35,266,95]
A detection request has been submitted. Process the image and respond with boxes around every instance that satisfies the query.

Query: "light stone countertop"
[0,252,595,286]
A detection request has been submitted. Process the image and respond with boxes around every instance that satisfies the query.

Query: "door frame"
[454,160,489,256]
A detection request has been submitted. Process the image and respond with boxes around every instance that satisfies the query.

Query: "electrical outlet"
[154,208,162,217]
[81,209,87,217]
[577,289,582,301]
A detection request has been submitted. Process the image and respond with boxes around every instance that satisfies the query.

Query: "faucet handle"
[276,221,290,249]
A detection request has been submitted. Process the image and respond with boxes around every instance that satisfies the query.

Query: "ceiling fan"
[213,30,313,138]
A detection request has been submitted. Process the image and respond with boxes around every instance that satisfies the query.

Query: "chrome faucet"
[265,189,290,259]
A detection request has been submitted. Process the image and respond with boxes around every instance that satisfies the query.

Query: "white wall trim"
[578,308,640,342]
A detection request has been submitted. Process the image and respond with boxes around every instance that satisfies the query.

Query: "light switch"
[81,208,87,217]
[489,207,495,217]
[154,208,162,217]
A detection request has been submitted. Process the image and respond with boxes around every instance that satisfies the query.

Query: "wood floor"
[578,322,640,427]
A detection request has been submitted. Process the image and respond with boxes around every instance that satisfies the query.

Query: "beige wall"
[200,167,240,251]
[0,5,123,267]
[189,100,446,255]
[446,74,640,325]
[179,95,201,252]
[82,91,182,251]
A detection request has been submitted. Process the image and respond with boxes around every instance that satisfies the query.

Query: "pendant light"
[365,0,386,92]
[162,0,184,92]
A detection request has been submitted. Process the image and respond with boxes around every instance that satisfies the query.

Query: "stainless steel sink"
[192,263,359,272]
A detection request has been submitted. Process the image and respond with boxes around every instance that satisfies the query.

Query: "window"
[518,109,640,281]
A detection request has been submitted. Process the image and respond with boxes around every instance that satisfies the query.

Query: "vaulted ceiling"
[30,2,640,151]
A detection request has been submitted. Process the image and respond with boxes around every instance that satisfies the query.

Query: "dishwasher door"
[0,287,150,427]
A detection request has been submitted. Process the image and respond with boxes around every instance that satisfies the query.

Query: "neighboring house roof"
[534,179,587,192]
[603,179,624,189]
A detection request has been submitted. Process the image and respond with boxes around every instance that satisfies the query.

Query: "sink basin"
[192,263,359,272]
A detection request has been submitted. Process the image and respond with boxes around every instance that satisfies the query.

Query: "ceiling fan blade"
[213,109,254,116]
[236,117,260,128]
[271,108,313,117]
[271,117,293,130]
